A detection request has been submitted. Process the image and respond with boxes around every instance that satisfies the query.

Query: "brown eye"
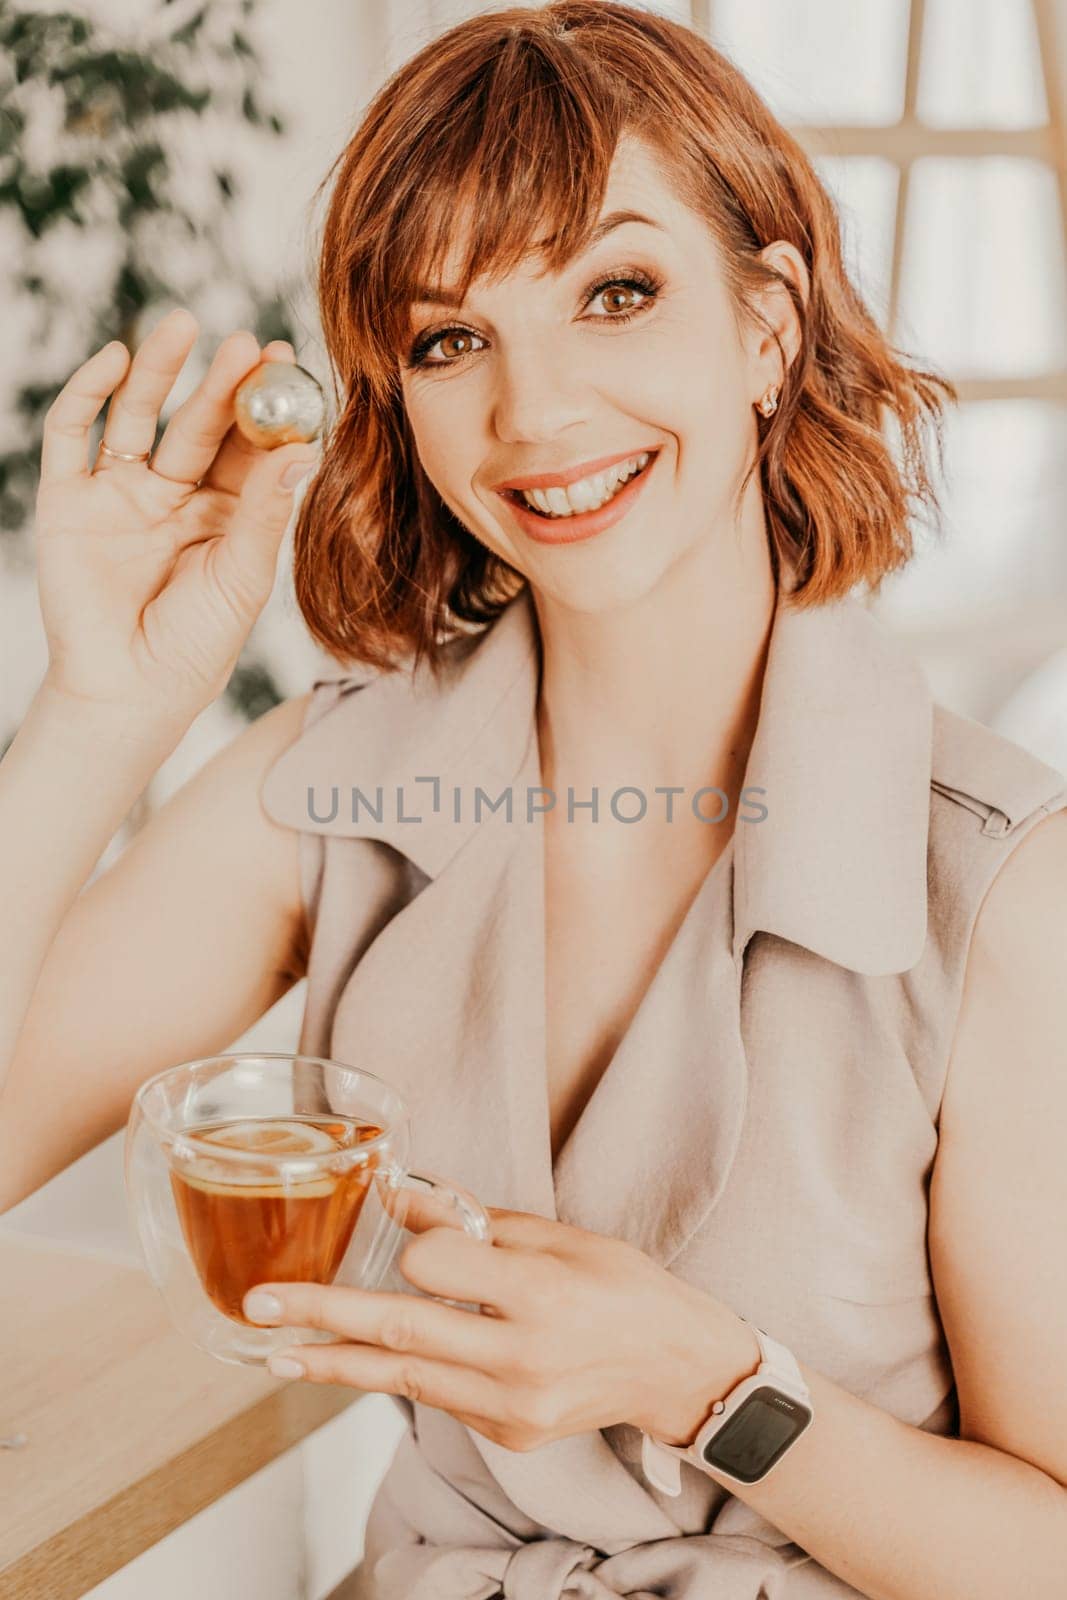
[439,332,476,359]
[584,271,662,323]
[601,285,640,313]
[406,326,487,369]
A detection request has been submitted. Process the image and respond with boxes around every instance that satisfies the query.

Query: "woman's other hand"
[34,307,319,738]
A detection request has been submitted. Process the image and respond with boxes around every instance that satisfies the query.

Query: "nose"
[489,339,592,446]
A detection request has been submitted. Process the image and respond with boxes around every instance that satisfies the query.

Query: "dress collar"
[731,585,932,976]
[262,580,933,978]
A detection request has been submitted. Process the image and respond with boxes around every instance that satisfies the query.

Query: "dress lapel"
[550,588,934,1270]
[324,719,559,1225]
[730,591,932,976]
[550,833,745,1267]
[261,585,556,1223]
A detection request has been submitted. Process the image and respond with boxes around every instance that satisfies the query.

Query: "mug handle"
[380,1165,492,1243]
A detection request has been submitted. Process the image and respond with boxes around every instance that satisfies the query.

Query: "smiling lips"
[509,451,652,517]
[499,447,660,546]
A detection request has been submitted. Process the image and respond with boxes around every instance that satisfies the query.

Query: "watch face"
[700,1386,813,1484]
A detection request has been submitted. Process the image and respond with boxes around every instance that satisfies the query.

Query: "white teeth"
[519,451,651,517]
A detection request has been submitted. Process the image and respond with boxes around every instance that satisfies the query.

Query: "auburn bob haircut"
[293,0,955,676]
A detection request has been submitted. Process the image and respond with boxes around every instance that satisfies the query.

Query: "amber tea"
[168,1114,383,1324]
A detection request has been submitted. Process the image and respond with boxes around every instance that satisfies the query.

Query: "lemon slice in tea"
[197,1118,341,1156]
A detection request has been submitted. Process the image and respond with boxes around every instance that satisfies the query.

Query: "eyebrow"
[407,209,665,309]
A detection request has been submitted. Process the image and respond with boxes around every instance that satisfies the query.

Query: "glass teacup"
[125,1052,489,1365]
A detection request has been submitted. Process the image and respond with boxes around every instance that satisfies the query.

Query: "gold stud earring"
[757,385,780,418]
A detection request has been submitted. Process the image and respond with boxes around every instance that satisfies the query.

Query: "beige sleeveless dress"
[260,582,1067,1600]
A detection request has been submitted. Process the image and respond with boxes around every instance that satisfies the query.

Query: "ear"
[746,240,809,403]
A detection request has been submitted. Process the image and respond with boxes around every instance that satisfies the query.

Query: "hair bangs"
[366,29,626,394]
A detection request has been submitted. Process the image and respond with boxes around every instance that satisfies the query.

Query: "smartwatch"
[640,1321,813,1494]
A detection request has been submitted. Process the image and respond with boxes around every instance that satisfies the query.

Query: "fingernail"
[268,1355,306,1379]
[281,456,316,489]
[244,1290,283,1323]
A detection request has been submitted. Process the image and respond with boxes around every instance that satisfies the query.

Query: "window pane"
[917,0,1047,129]
[993,645,1067,775]
[815,157,899,328]
[896,158,1067,377]
[710,0,909,125]
[873,401,1067,627]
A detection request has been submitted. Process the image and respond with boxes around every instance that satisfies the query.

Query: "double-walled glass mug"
[125,1053,490,1365]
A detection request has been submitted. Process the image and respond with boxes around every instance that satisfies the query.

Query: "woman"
[3,4,1066,1596]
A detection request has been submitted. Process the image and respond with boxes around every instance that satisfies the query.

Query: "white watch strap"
[640,1323,808,1496]
[641,1432,687,1496]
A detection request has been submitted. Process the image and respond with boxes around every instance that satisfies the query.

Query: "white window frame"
[693,0,1067,406]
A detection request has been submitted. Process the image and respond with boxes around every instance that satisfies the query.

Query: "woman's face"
[398,135,794,613]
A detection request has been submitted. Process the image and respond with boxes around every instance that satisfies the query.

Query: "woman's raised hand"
[34,307,320,736]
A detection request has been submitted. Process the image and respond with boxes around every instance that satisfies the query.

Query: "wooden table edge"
[0,1378,363,1600]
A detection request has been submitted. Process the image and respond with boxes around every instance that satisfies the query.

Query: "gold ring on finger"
[98,442,152,463]
[151,464,203,489]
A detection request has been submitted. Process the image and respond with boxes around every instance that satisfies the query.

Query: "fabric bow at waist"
[362,1430,794,1600]
[386,1531,790,1598]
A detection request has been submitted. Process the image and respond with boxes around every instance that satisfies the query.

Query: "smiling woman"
[4,3,1067,1599]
